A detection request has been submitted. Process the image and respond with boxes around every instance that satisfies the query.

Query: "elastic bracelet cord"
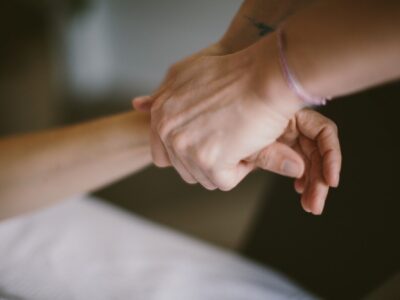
[276,27,331,106]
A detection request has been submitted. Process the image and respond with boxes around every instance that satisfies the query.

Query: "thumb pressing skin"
[132,95,153,112]
[255,142,305,178]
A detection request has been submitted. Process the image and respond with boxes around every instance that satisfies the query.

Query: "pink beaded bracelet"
[277,27,331,106]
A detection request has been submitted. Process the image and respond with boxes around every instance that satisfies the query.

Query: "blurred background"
[1,1,400,299]
[0,0,270,250]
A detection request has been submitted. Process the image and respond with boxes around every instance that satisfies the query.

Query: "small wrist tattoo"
[245,16,274,37]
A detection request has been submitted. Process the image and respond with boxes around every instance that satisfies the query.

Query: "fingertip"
[324,164,340,188]
[132,96,153,112]
[312,205,324,216]
[183,177,198,185]
[301,195,312,213]
[153,159,171,168]
[203,185,217,191]
[301,181,329,216]
[322,147,342,188]
[331,174,340,188]
[310,188,328,215]
[294,178,305,194]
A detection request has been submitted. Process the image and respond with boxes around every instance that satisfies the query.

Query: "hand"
[132,38,305,190]
[134,35,340,213]
[275,109,341,215]
[135,93,341,215]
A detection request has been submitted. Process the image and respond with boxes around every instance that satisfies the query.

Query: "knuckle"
[321,117,337,132]
[218,180,235,191]
[324,122,338,137]
[171,133,188,153]
[198,180,217,191]
[193,144,220,171]
[211,171,236,192]
[156,119,172,140]
[194,149,213,171]
[330,122,339,134]
[219,184,235,192]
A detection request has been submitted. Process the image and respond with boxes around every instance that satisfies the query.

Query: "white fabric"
[0,196,316,300]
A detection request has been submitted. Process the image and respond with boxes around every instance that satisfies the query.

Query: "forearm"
[218,0,314,53]
[0,111,151,220]
[275,0,400,99]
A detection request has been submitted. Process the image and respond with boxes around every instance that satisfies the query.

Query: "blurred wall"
[0,2,61,135]
[0,0,243,131]
[0,0,269,250]
[65,0,242,98]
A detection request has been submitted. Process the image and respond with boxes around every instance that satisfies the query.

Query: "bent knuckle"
[219,183,235,192]
[210,170,236,192]
[171,133,188,153]
[194,149,213,171]
[217,178,236,192]
[156,119,173,141]
[330,122,339,134]
[324,123,338,137]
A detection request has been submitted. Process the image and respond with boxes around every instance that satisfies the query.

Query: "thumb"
[255,142,305,178]
[132,95,153,112]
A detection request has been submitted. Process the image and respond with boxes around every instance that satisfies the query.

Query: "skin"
[134,0,339,215]
[0,109,339,220]
[134,0,400,213]
[0,112,151,220]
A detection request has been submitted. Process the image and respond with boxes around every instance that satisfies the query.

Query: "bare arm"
[0,111,151,220]
[217,0,314,53]
[253,0,400,104]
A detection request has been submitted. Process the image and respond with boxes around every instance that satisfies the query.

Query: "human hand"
[132,33,340,214]
[133,37,307,190]
[276,109,341,215]
[135,89,340,215]
[242,109,341,215]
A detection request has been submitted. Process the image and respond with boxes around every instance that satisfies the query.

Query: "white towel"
[0,196,316,300]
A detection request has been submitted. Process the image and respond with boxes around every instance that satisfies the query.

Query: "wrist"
[249,32,306,120]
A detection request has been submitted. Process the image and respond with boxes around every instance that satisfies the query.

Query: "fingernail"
[281,160,301,178]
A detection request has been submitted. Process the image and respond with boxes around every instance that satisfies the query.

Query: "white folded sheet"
[0,196,316,300]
